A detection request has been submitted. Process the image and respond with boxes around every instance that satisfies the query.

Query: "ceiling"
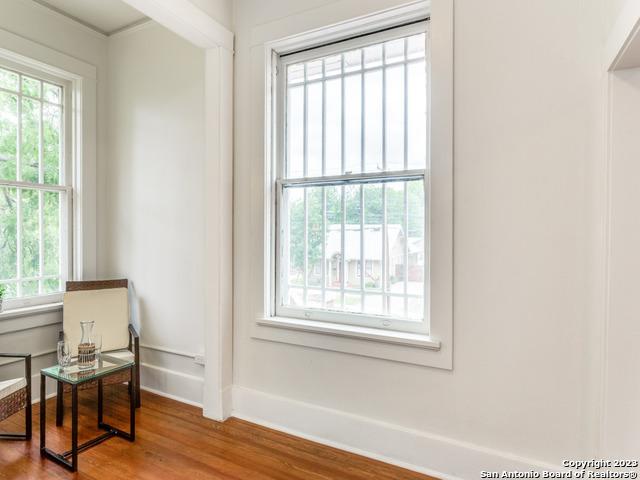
[33,0,148,36]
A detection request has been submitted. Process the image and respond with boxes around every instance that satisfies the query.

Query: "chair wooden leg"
[56,381,63,426]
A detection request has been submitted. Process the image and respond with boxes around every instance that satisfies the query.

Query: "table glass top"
[41,354,134,384]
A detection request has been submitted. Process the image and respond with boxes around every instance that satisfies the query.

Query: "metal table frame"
[39,361,136,472]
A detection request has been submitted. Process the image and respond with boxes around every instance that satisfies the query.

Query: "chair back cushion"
[63,288,129,354]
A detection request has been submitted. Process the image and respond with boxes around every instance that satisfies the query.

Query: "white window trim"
[252,0,453,369]
[0,27,98,311]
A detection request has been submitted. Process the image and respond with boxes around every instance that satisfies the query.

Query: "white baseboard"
[140,362,203,407]
[140,385,203,408]
[231,386,560,480]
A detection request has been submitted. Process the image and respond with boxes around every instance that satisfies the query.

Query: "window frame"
[273,22,430,335]
[0,58,73,310]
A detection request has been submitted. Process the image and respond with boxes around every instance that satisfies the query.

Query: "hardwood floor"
[0,385,434,479]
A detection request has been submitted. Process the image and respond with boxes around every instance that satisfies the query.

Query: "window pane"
[21,280,38,296]
[306,60,322,81]
[407,61,427,169]
[0,68,18,91]
[385,182,405,295]
[364,294,382,314]
[21,97,41,182]
[364,45,382,68]
[1,282,17,299]
[343,74,361,173]
[324,78,342,176]
[324,55,341,77]
[385,65,405,170]
[0,187,17,280]
[287,64,304,85]
[21,188,39,278]
[281,179,423,320]
[306,187,323,287]
[43,103,61,184]
[43,277,61,294]
[287,287,303,307]
[287,85,304,178]
[343,50,361,73]
[285,188,304,287]
[344,293,361,313]
[43,191,60,276]
[325,290,342,310]
[0,68,67,303]
[384,38,405,64]
[306,288,322,309]
[408,296,423,320]
[43,83,62,104]
[21,76,41,98]
[306,82,322,177]
[388,295,404,318]
[407,33,426,60]
[325,185,342,289]
[364,70,383,172]
[0,92,18,180]
[344,184,361,290]
[279,28,428,327]
[364,184,382,289]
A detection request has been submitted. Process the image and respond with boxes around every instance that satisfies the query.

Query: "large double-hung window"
[0,63,71,309]
[275,22,429,334]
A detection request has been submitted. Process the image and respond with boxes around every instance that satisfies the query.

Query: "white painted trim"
[119,0,235,422]
[202,46,234,421]
[120,0,233,51]
[0,302,62,322]
[0,348,56,367]
[232,385,562,480]
[140,343,198,359]
[604,0,640,71]
[140,385,203,409]
[252,319,448,367]
[0,26,98,282]
[140,362,204,407]
[256,0,453,370]
[257,317,440,349]
[252,0,430,49]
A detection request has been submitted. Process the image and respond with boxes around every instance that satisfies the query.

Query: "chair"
[56,279,140,426]
[0,354,31,440]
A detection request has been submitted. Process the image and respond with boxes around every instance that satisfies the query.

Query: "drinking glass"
[94,334,102,362]
[57,340,71,370]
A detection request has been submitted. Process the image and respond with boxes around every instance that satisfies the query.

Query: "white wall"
[0,0,108,400]
[602,67,640,457]
[104,22,207,405]
[233,0,604,474]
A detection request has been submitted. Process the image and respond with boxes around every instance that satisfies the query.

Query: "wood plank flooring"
[0,385,434,479]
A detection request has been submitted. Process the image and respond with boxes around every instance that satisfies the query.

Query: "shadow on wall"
[128,281,142,337]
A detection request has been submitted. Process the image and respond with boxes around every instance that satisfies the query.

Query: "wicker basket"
[0,386,27,422]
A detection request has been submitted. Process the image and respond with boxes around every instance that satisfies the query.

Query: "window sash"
[0,61,71,308]
[273,22,429,333]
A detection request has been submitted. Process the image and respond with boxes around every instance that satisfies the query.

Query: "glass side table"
[40,354,136,472]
